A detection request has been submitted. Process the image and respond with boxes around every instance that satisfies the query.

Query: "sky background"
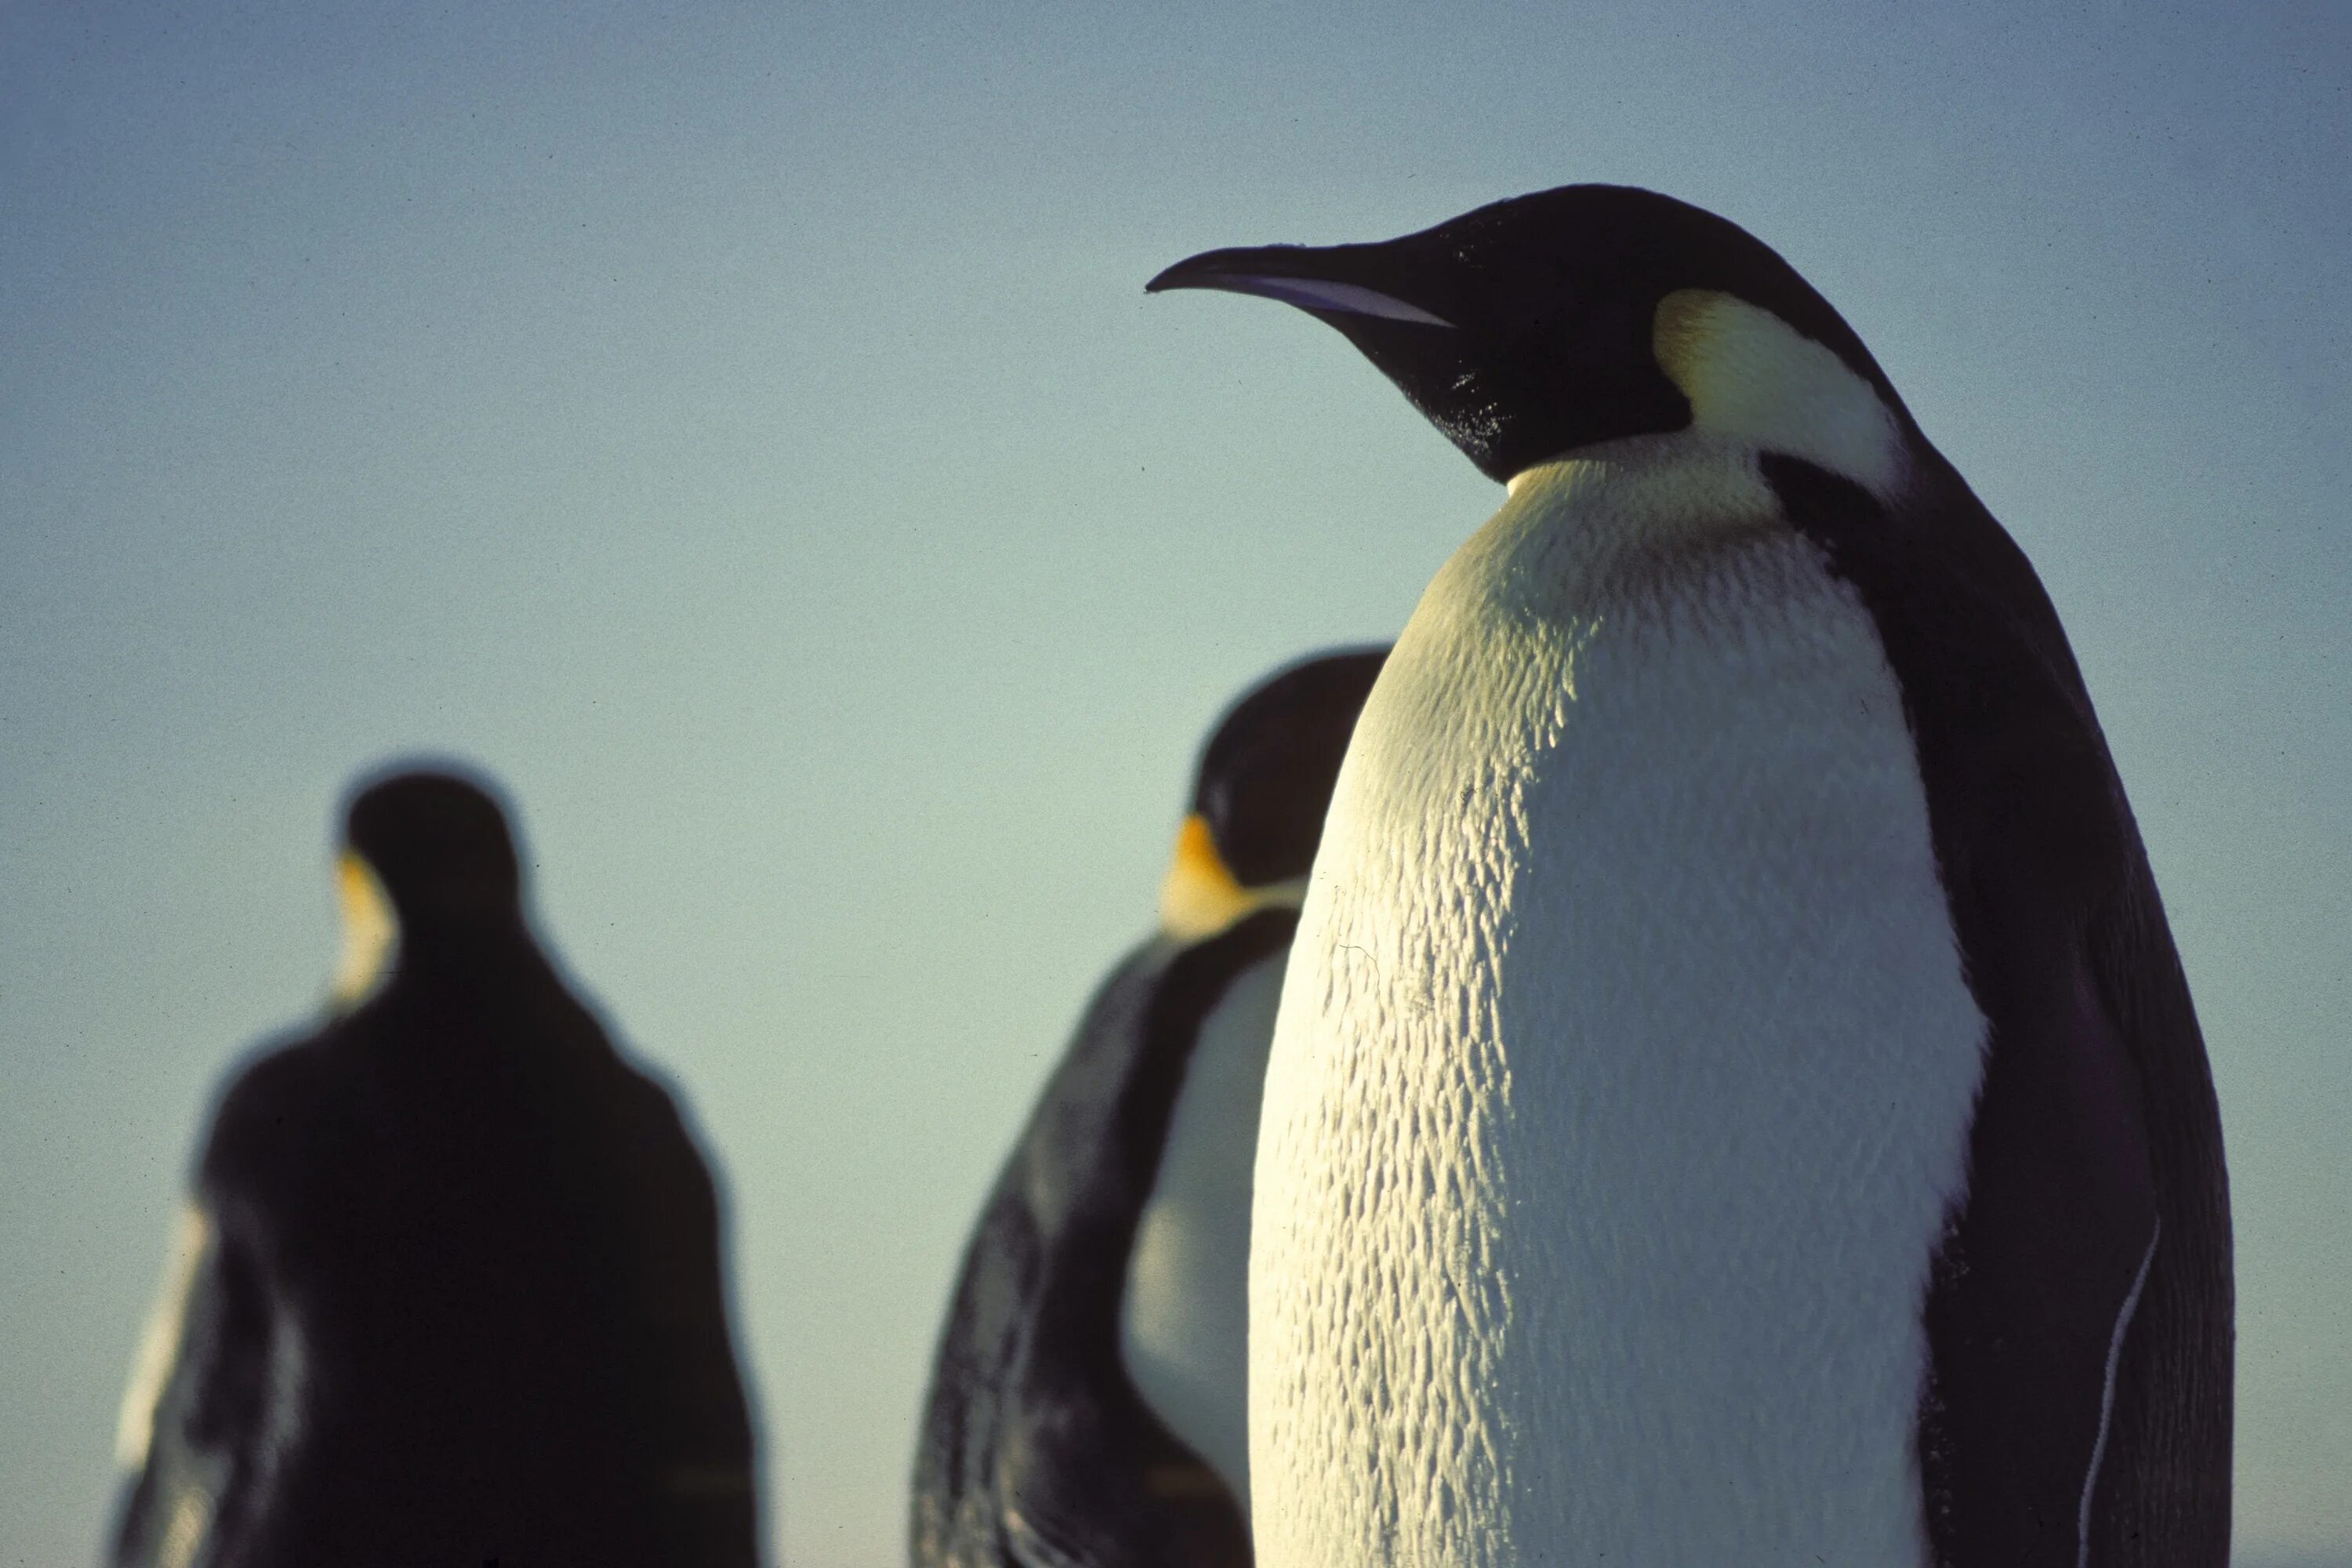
[2,1,2346,1563]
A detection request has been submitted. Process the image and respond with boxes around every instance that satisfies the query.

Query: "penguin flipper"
[2074,840,2234,1566]
[590,1060,764,1561]
[913,936,1254,1568]
[913,1192,1042,1568]
[1764,452,2227,1563]
[1914,943,2162,1566]
[106,1204,274,1568]
[913,1169,1248,1568]
[992,1363,1248,1568]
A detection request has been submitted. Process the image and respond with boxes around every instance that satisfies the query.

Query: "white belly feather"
[1250,438,1988,1568]
[1124,947,1289,1508]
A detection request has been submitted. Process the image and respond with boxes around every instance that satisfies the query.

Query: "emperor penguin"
[1149,187,2231,1567]
[107,767,760,1568]
[912,648,1388,1568]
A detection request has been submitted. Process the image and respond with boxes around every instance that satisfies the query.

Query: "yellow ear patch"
[1650,287,1722,392]
[1157,814,1304,942]
[1652,289,1905,499]
[331,850,399,1007]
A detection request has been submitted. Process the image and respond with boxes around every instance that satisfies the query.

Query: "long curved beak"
[1146,245,1455,328]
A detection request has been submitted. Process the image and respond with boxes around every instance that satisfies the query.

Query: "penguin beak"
[1149,236,1515,481]
[1146,245,1456,329]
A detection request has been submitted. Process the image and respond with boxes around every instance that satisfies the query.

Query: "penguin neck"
[1461,433,1791,622]
[383,913,539,993]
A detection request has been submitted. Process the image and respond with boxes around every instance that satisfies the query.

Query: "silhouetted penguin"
[1151,186,2232,1567]
[911,649,1388,1568]
[107,767,760,1568]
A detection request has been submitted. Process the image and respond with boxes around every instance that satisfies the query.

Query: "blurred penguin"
[107,766,760,1568]
[911,648,1388,1568]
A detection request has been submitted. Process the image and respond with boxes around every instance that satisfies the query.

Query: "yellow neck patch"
[331,850,399,1007]
[1652,289,1905,499]
[1157,814,1304,942]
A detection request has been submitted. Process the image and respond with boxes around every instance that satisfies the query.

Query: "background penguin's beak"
[1146,245,1455,328]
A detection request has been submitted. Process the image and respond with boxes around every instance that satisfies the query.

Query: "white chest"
[1123,947,1289,1508]
[1249,444,1988,1567]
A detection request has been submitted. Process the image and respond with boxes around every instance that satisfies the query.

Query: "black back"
[1765,452,2232,1568]
[107,771,760,1568]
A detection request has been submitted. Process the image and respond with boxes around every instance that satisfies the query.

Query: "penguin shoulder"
[198,1030,348,1202]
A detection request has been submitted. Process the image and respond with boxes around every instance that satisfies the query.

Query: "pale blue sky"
[2,2,2345,1563]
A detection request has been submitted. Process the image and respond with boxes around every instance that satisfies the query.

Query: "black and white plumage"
[911,650,1387,1568]
[107,768,760,1568]
[1151,187,2230,1567]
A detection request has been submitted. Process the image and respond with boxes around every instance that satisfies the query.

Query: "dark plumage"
[107,768,760,1568]
[1763,452,2233,1566]
[911,649,1386,1568]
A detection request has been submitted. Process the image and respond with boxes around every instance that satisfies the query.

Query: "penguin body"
[107,769,760,1568]
[910,649,1385,1568]
[1151,187,2229,1566]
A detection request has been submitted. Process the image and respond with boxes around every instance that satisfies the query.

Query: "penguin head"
[1159,647,1388,942]
[1149,184,1908,495]
[337,768,525,985]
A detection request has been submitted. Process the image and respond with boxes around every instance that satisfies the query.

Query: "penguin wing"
[913,1176,1044,1568]
[1881,475,2229,1568]
[104,1199,274,1568]
[914,923,1282,1568]
[913,941,1186,1568]
[598,1058,764,1561]
[1765,453,2227,1565]
[111,1036,342,1567]
[2074,824,2234,1564]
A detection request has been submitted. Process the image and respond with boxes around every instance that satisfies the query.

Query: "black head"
[1159,647,1387,942]
[1149,185,1902,484]
[342,766,524,938]
[1193,647,1388,887]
